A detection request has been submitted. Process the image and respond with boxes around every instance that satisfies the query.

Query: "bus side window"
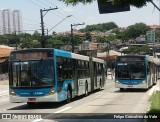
[147,63,150,75]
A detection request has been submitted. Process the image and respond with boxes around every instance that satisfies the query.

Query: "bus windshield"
[116,62,146,79]
[10,59,54,87]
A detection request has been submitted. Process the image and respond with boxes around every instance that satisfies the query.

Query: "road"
[0,79,159,122]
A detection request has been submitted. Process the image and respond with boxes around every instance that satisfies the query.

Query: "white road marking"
[31,106,72,122]
[54,106,72,113]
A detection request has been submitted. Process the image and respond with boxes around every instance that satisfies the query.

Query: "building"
[146,25,160,43]
[13,10,22,34]
[0,10,3,35]
[0,9,22,35]
[0,45,14,74]
[2,9,12,34]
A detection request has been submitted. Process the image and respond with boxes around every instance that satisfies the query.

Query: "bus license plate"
[127,86,133,88]
[28,98,36,102]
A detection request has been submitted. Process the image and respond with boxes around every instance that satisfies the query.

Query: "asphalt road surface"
[0,79,159,122]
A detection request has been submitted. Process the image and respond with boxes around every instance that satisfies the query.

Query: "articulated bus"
[115,55,160,91]
[9,48,105,106]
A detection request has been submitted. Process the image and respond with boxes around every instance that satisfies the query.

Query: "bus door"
[56,57,64,93]
[94,62,97,88]
[148,62,152,86]
[89,57,94,92]
[73,59,78,96]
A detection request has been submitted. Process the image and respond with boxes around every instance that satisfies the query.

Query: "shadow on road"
[114,88,149,93]
[8,101,67,110]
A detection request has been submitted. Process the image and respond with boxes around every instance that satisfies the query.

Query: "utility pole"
[71,23,85,53]
[150,1,160,12]
[15,31,17,50]
[40,7,58,48]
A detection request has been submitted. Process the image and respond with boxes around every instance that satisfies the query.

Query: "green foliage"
[59,0,94,5]
[0,31,84,49]
[32,31,41,40]
[106,34,117,41]
[96,36,107,43]
[73,35,83,44]
[85,22,118,32]
[149,91,160,113]
[125,23,149,39]
[122,45,150,54]
[59,0,152,8]
[30,40,41,48]
[84,32,92,41]
[46,37,64,48]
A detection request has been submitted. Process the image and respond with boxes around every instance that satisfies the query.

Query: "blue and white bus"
[115,55,159,91]
[9,48,105,106]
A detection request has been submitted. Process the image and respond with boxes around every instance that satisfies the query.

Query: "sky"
[0,0,160,35]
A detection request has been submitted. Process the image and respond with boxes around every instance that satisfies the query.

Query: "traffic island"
[147,91,160,122]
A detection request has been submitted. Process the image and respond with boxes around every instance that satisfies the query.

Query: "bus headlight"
[10,90,17,96]
[142,80,146,84]
[47,88,55,95]
[115,80,119,84]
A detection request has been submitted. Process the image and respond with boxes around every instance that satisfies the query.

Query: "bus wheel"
[66,88,72,103]
[120,88,124,91]
[27,102,35,107]
[85,83,88,97]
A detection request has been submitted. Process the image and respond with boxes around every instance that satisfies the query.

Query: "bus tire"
[27,102,35,107]
[120,88,124,91]
[85,82,88,97]
[66,87,72,103]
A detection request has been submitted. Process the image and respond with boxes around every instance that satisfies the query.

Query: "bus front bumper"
[115,81,148,89]
[10,93,58,103]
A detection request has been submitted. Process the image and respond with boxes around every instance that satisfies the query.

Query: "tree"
[96,36,107,43]
[59,0,152,8]
[125,23,149,40]
[85,22,118,32]
[73,35,83,45]
[32,31,41,40]
[53,34,70,44]
[121,45,150,54]
[30,40,41,48]
[46,35,65,48]
[84,32,92,41]
[106,34,116,41]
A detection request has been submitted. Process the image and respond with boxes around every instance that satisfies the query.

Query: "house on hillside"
[0,45,14,75]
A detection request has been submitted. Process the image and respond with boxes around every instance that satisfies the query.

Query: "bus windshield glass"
[116,62,146,79]
[10,59,54,87]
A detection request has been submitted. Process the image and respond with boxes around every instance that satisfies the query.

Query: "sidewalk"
[155,80,160,91]
[0,82,9,97]
[107,71,115,80]
[0,80,9,85]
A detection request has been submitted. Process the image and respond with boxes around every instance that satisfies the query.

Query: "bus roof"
[92,57,105,64]
[10,48,53,54]
[116,55,160,66]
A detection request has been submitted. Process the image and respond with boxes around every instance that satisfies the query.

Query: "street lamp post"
[48,15,72,33]
[71,23,85,53]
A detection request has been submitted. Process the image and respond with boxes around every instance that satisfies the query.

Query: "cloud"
[62,7,73,12]
[86,16,97,25]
